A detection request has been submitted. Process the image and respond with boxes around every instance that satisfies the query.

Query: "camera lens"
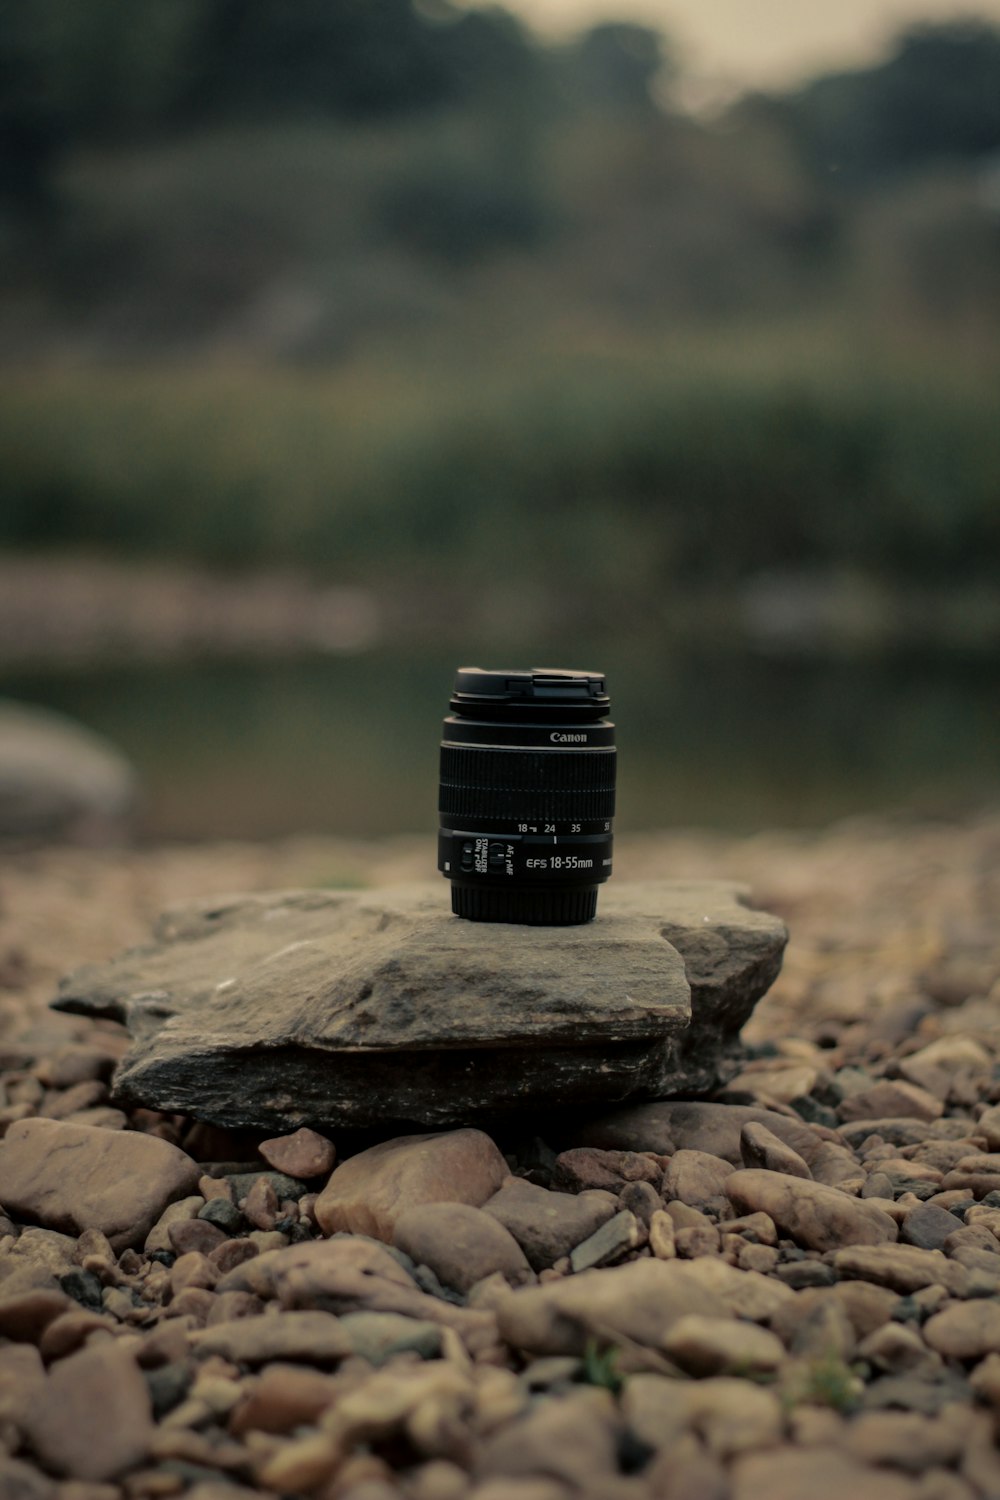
[438,667,616,925]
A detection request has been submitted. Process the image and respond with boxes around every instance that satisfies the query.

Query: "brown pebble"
[168,1219,227,1257]
[164,1288,217,1326]
[38,1309,114,1363]
[242,1178,279,1232]
[0,1290,72,1343]
[207,1291,264,1325]
[210,1239,259,1275]
[198,1175,235,1203]
[229,1362,341,1434]
[169,1253,218,1296]
[258,1128,337,1181]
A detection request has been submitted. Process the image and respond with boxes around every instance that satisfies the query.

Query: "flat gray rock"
[52,881,786,1130]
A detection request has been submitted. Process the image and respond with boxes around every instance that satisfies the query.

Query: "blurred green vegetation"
[1,3,999,612]
[2,358,999,608]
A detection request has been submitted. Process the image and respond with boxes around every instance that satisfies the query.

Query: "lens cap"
[452,667,609,711]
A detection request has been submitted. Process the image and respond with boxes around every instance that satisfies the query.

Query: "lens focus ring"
[439,745,616,822]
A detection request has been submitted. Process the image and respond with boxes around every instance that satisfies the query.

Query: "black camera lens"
[438,666,616,925]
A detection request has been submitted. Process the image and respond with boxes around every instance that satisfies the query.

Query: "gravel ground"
[1,812,999,1500]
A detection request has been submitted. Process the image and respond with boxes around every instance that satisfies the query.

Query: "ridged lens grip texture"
[439,745,616,823]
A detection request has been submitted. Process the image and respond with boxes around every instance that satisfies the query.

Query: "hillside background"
[1,2,998,837]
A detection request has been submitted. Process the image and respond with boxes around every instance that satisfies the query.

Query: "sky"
[488,0,1000,92]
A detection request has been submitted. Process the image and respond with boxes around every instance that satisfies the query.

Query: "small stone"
[740,1122,812,1179]
[731,1445,918,1500]
[726,1169,897,1251]
[569,1211,642,1273]
[662,1150,735,1210]
[228,1364,338,1436]
[208,1242,259,1284]
[644,1432,729,1500]
[257,1432,339,1494]
[483,1177,617,1270]
[976,1106,1000,1153]
[662,1315,784,1376]
[241,1178,278,1232]
[581,1101,818,1165]
[145,1198,203,1255]
[924,1302,1000,1359]
[900,1038,992,1094]
[473,1386,620,1491]
[314,1129,508,1240]
[393,1203,533,1293]
[833,1244,965,1295]
[969,1351,1000,1405]
[198,1201,245,1236]
[0,1458,55,1500]
[618,1179,661,1225]
[169,1252,218,1295]
[554,1147,659,1194]
[192,1311,353,1365]
[23,1342,153,1480]
[258,1128,336,1181]
[901,1203,965,1252]
[863,1172,896,1200]
[0,1343,46,1428]
[676,1223,722,1258]
[624,1373,783,1459]
[846,1411,962,1471]
[197,1175,233,1203]
[0,1119,199,1253]
[0,1291,71,1343]
[225,1170,308,1205]
[339,1311,443,1365]
[648,1210,675,1260]
[840,1081,945,1123]
[858,1322,943,1377]
[168,1220,226,1257]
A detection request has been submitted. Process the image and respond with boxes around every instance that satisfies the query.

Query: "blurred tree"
[785,22,1000,185]
[556,23,671,116]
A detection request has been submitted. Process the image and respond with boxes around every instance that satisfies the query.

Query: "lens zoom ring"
[439,746,616,821]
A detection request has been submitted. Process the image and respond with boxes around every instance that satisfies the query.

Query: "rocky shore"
[1,812,999,1499]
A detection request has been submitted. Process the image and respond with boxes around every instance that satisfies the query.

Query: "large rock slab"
[52,881,786,1131]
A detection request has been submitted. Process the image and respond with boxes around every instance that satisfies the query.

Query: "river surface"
[4,646,998,840]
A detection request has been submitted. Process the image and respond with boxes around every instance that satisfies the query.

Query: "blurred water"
[4,646,998,840]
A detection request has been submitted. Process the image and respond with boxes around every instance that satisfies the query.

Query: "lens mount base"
[450,883,598,926]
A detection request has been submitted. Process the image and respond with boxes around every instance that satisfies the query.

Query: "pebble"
[847,1410,964,1471]
[392,1202,533,1292]
[314,1129,509,1240]
[473,1386,619,1491]
[900,1202,964,1252]
[482,1177,617,1270]
[568,1210,643,1273]
[923,1301,1000,1359]
[0,1119,199,1252]
[730,1444,919,1500]
[197,1200,245,1236]
[725,1169,898,1251]
[833,1243,965,1294]
[229,1363,340,1434]
[23,1341,153,1481]
[0,1290,72,1343]
[258,1127,336,1180]
[662,1314,785,1375]
[647,1209,675,1259]
[740,1121,812,1179]
[662,1150,735,1209]
[145,1198,203,1255]
[192,1310,353,1365]
[338,1310,443,1364]
[578,1100,818,1167]
[839,1081,945,1123]
[553,1147,660,1194]
[624,1373,784,1459]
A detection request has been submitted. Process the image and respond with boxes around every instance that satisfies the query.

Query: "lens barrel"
[438,667,616,925]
